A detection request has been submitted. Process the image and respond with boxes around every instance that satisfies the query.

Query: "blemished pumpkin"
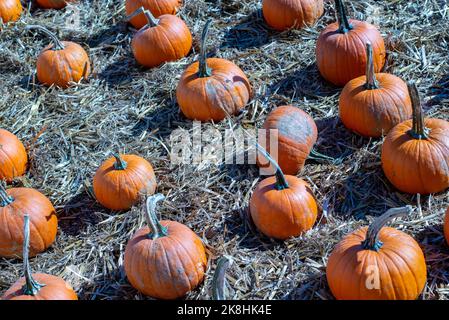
[26,25,91,88]
[262,0,323,31]
[212,256,231,300]
[444,207,449,246]
[0,0,22,23]
[128,7,192,68]
[36,0,75,9]
[93,153,157,211]
[316,0,386,86]
[339,42,412,137]
[124,194,207,299]
[126,0,182,29]
[381,83,449,194]
[0,185,57,258]
[0,129,28,182]
[2,215,78,300]
[176,20,252,121]
[326,206,427,300]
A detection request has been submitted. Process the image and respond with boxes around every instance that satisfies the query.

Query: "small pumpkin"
[176,20,252,121]
[444,207,449,247]
[124,194,207,299]
[0,129,28,182]
[381,83,449,194]
[0,0,22,23]
[2,215,78,300]
[339,42,412,137]
[36,0,75,9]
[326,206,427,300]
[128,7,192,68]
[212,256,231,300]
[93,153,157,211]
[26,25,91,88]
[316,0,386,86]
[126,0,182,29]
[0,184,57,258]
[262,0,323,31]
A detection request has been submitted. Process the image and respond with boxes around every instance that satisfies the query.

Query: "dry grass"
[0,0,448,300]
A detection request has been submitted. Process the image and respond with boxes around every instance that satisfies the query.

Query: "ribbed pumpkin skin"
[176,58,251,121]
[36,0,75,9]
[37,41,91,88]
[381,118,449,194]
[316,20,386,87]
[124,220,207,299]
[0,0,22,23]
[126,0,182,29]
[250,175,318,240]
[0,188,57,258]
[263,0,323,31]
[444,207,449,246]
[0,129,28,182]
[327,226,427,300]
[260,106,317,175]
[339,73,412,137]
[93,155,157,211]
[2,273,78,300]
[131,15,192,68]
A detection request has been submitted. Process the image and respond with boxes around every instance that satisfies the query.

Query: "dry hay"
[0,0,448,300]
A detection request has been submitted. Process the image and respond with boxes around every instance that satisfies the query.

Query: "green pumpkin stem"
[22,215,45,296]
[113,153,128,170]
[0,183,14,207]
[308,148,340,164]
[198,19,213,78]
[255,141,289,190]
[145,194,168,239]
[361,206,412,251]
[25,25,65,50]
[126,6,159,28]
[335,0,353,33]
[407,82,429,140]
[364,42,379,90]
[212,256,231,300]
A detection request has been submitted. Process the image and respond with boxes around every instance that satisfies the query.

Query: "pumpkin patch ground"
[0,0,448,300]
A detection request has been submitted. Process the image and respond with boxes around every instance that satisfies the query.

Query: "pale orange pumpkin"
[0,0,22,23]
[0,129,28,182]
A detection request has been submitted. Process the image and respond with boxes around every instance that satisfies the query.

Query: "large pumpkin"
[381,83,449,194]
[262,0,324,31]
[0,185,57,258]
[2,215,78,300]
[0,129,28,182]
[316,0,385,86]
[124,194,207,299]
[128,7,192,68]
[93,153,157,211]
[326,206,427,300]
[0,0,22,23]
[126,0,182,29]
[176,20,252,121]
[444,207,449,247]
[36,0,75,9]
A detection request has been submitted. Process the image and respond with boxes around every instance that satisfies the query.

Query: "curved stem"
[21,215,45,296]
[335,0,353,33]
[364,42,379,90]
[145,194,168,239]
[198,19,212,78]
[212,256,231,300]
[255,140,289,190]
[112,153,128,170]
[361,206,412,251]
[0,183,14,207]
[25,25,65,50]
[308,148,340,165]
[407,82,429,139]
[126,6,159,28]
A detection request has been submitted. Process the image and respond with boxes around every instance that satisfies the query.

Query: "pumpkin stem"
[364,42,379,90]
[335,0,353,33]
[212,256,231,300]
[0,183,14,207]
[25,25,65,50]
[112,153,128,170]
[126,6,159,28]
[361,206,412,251]
[255,141,289,190]
[198,19,213,78]
[22,215,46,296]
[407,82,429,140]
[145,194,168,239]
[308,148,341,165]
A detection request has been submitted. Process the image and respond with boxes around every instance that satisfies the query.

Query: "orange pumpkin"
[381,83,449,194]
[316,0,385,86]
[326,206,427,300]
[128,7,192,68]
[176,20,252,121]
[0,0,22,23]
[36,0,75,9]
[0,185,57,258]
[124,194,207,299]
[339,42,412,137]
[444,207,449,246]
[262,0,323,31]
[93,153,157,211]
[126,0,182,29]
[27,25,91,88]
[2,215,78,300]
[0,129,28,182]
